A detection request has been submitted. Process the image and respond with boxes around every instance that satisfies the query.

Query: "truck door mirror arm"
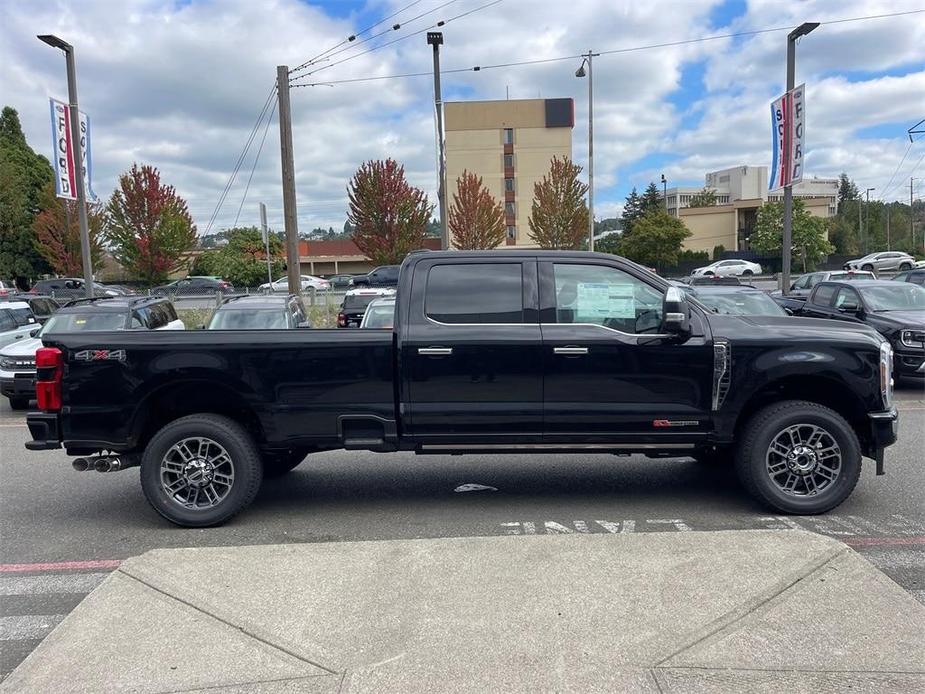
[662,286,691,338]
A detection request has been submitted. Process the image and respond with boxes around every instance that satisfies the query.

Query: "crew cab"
[26,251,898,527]
[798,279,925,381]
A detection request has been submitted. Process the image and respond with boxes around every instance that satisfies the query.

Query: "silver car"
[843,251,915,273]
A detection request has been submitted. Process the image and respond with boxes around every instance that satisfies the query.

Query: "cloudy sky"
[2,0,923,235]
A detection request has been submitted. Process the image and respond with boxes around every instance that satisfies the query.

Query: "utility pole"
[865,187,874,251]
[276,66,301,295]
[886,202,890,250]
[38,35,94,298]
[427,32,448,249]
[260,202,272,286]
[913,178,918,254]
[858,196,863,254]
[781,22,818,296]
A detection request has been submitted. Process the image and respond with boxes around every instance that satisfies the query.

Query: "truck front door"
[402,258,543,441]
[539,260,713,443]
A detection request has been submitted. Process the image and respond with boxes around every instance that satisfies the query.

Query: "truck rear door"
[400,257,542,441]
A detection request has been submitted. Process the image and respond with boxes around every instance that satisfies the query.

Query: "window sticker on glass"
[576,282,635,320]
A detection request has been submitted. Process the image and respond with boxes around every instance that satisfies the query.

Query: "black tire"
[899,262,912,271]
[262,448,308,478]
[742,269,754,277]
[861,264,874,272]
[140,414,263,527]
[735,400,861,515]
[8,397,30,410]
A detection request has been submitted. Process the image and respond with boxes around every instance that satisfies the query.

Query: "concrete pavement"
[3,530,923,693]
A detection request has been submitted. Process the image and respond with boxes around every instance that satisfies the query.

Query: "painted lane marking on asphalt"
[0,572,109,596]
[0,560,121,574]
[0,614,65,641]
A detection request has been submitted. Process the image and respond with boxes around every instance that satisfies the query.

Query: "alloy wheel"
[160,436,235,509]
[765,423,841,497]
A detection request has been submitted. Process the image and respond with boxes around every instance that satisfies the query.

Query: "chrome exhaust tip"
[72,458,91,472]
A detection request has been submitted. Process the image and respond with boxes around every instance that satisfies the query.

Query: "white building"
[664,165,839,218]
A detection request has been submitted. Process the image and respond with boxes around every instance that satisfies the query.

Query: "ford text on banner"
[769,84,805,191]
[48,97,96,202]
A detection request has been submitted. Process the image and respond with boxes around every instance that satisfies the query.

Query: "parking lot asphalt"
[1,383,923,680]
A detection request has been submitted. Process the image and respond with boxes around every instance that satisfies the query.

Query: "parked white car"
[0,303,39,351]
[259,275,331,294]
[691,259,763,277]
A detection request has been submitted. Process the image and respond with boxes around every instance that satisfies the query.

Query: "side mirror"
[662,286,691,337]
[30,327,40,337]
[838,302,859,313]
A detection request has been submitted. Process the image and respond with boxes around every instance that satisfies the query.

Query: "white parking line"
[0,572,108,596]
[0,614,65,641]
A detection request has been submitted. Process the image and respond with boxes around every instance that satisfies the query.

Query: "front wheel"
[899,262,912,271]
[742,269,754,277]
[735,400,861,514]
[140,414,263,527]
[862,264,874,272]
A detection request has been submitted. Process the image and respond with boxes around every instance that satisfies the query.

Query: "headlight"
[900,329,925,350]
[880,341,893,409]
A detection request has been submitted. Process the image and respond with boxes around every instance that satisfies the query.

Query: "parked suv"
[0,296,183,410]
[208,295,310,330]
[843,251,915,273]
[337,287,396,327]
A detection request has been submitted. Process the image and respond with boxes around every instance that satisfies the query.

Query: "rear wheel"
[8,397,29,410]
[742,269,754,277]
[140,414,263,527]
[735,400,861,514]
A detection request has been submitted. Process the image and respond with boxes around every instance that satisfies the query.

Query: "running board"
[416,443,696,455]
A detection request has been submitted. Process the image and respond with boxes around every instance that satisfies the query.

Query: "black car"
[892,268,925,286]
[351,265,400,288]
[152,276,234,296]
[799,280,924,381]
[326,274,358,289]
[337,289,395,327]
[208,295,310,330]
[688,285,787,317]
[27,250,899,527]
[30,278,126,300]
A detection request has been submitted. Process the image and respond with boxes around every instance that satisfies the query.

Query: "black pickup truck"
[26,251,898,527]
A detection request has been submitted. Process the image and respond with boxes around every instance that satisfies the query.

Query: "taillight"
[35,347,63,412]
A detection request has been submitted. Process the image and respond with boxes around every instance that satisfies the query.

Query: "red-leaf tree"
[104,163,196,284]
[348,158,432,265]
[528,156,589,250]
[448,170,505,250]
[32,183,104,276]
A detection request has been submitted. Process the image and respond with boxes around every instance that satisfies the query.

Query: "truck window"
[834,287,860,309]
[812,285,837,306]
[425,263,523,324]
[550,264,663,334]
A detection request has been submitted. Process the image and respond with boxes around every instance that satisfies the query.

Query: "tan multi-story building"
[444,98,574,246]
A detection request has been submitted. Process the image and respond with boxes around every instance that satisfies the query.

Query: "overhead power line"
[296,0,500,80]
[290,8,925,88]
[233,99,278,228]
[878,140,914,201]
[290,0,463,77]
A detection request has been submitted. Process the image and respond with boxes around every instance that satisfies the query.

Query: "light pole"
[575,50,598,251]
[38,34,94,298]
[427,32,448,250]
[781,22,818,296]
[660,174,668,212]
[865,187,874,251]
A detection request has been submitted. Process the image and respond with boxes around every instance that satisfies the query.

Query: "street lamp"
[865,187,875,252]
[575,50,598,251]
[660,174,668,213]
[781,21,818,297]
[38,34,95,298]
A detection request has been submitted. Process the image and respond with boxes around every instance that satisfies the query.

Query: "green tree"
[348,158,432,265]
[688,188,717,208]
[621,188,642,235]
[750,199,835,272]
[640,181,663,214]
[191,227,284,287]
[837,173,859,205]
[595,232,621,256]
[0,106,53,284]
[527,156,589,250]
[105,163,197,284]
[617,209,691,270]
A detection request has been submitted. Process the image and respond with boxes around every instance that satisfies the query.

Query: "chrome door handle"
[418,347,453,356]
[553,346,588,355]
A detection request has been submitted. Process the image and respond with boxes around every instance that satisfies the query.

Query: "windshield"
[43,312,127,332]
[828,272,874,281]
[363,304,395,328]
[343,295,381,311]
[695,291,785,317]
[208,309,288,329]
[859,284,925,311]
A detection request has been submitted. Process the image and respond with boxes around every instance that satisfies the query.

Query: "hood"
[0,337,42,358]
[707,313,883,346]
[866,310,925,328]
